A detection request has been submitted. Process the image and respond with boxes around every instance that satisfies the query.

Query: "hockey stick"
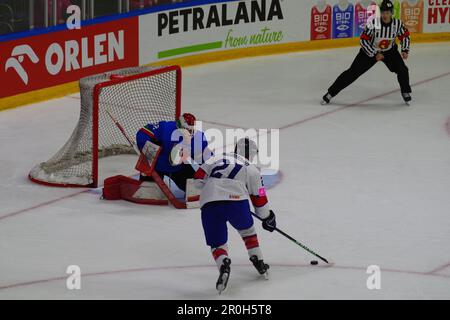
[251,213,329,264]
[183,154,330,261]
[185,150,330,261]
[103,107,187,209]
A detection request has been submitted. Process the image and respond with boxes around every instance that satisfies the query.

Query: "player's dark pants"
[201,200,254,248]
[328,45,411,97]
[140,164,195,192]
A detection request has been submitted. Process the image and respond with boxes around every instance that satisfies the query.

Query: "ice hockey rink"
[1,42,449,299]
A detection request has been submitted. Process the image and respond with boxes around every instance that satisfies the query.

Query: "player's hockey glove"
[262,210,276,232]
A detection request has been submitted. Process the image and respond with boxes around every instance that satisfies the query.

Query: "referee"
[321,0,412,105]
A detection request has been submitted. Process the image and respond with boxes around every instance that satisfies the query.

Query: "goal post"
[29,66,182,188]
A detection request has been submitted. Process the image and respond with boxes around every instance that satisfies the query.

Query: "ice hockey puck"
[310,260,318,265]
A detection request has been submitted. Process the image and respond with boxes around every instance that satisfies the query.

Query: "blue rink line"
[0,0,239,43]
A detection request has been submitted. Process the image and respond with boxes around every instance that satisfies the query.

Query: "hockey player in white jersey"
[194,138,277,293]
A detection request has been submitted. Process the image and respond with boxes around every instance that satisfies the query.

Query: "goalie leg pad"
[102,175,168,205]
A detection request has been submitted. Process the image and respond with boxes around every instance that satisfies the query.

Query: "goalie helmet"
[380,0,394,12]
[234,138,258,162]
[177,113,196,135]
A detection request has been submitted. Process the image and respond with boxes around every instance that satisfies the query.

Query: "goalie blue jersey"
[332,3,354,39]
[136,121,210,173]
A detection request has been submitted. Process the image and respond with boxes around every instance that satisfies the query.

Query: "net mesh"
[29,66,180,187]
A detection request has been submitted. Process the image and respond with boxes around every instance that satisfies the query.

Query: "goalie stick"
[103,107,187,209]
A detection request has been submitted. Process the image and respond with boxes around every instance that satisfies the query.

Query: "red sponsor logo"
[0,17,139,98]
[378,39,392,49]
[427,0,450,24]
[311,5,332,41]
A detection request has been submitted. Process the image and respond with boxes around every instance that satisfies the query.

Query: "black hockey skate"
[402,92,412,106]
[321,92,333,105]
[250,255,270,279]
[216,258,231,294]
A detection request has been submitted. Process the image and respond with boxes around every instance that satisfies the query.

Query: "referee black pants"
[328,46,411,97]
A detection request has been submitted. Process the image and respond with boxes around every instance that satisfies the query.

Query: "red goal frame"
[29,65,182,189]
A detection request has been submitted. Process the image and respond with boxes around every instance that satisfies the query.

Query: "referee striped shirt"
[360,18,411,57]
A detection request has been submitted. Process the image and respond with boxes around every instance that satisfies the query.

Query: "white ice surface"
[1,43,450,299]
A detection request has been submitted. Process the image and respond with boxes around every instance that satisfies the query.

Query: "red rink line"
[1,70,450,222]
[0,189,88,221]
[0,261,449,291]
[201,119,243,129]
[425,262,450,275]
[280,70,450,130]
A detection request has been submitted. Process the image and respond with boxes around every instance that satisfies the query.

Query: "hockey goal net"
[29,66,182,187]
